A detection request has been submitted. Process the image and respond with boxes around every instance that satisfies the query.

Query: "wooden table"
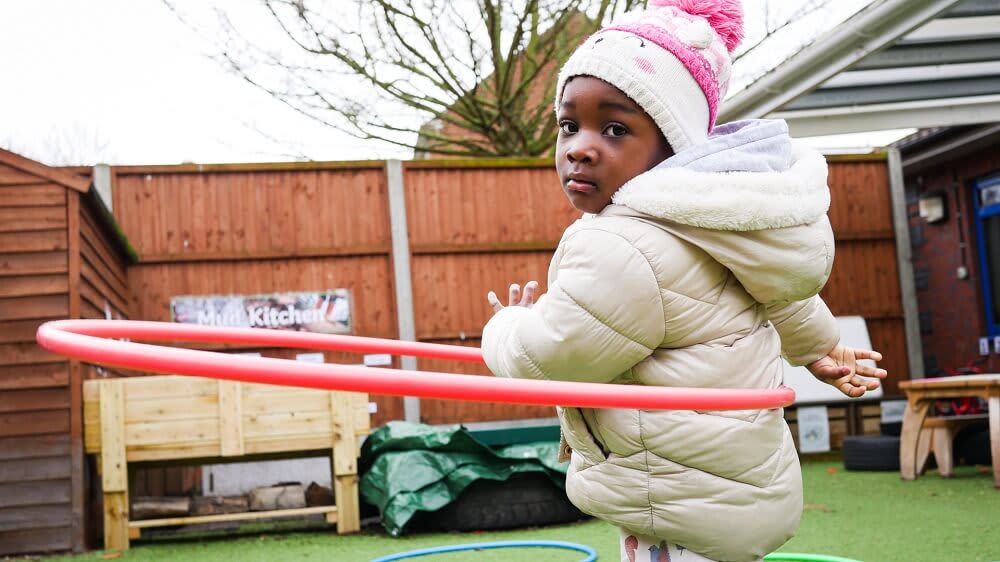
[899,374,1000,487]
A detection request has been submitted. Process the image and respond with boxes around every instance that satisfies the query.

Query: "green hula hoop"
[764,554,863,562]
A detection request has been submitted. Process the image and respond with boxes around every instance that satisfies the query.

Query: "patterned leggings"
[619,528,762,562]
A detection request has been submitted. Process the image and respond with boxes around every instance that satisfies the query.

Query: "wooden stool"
[914,414,989,478]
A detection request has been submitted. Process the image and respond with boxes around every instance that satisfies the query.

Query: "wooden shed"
[0,148,134,555]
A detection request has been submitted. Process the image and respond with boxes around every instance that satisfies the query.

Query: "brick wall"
[907,142,1000,375]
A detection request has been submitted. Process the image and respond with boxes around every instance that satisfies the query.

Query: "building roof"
[893,122,1000,173]
[721,0,1000,137]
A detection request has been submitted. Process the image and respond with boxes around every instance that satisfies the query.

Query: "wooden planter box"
[83,375,370,550]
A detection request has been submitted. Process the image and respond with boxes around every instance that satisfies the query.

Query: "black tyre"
[880,421,902,437]
[411,472,587,532]
[842,435,900,471]
[954,425,992,466]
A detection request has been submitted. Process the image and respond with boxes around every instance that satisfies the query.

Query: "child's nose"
[566,137,598,164]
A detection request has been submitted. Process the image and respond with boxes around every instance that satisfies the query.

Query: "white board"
[796,405,831,453]
[782,316,884,404]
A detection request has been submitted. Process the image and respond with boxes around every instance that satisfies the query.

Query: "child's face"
[556,76,673,214]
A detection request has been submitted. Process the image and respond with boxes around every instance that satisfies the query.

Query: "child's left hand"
[487,281,538,314]
[806,344,888,398]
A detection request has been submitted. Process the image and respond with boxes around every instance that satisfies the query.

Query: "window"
[974,175,1000,337]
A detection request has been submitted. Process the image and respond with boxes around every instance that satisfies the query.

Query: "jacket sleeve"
[765,295,840,366]
[481,228,664,384]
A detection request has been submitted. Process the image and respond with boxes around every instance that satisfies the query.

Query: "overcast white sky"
[0,0,912,167]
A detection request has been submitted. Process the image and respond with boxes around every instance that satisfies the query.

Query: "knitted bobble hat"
[556,0,744,152]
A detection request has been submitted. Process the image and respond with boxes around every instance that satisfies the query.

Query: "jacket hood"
[602,119,835,306]
[612,119,830,232]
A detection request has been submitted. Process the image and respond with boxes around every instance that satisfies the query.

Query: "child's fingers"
[858,364,888,379]
[856,349,883,362]
[520,281,538,306]
[836,374,881,397]
[822,365,851,379]
[487,291,503,312]
[852,374,880,390]
[838,379,865,397]
[508,283,521,307]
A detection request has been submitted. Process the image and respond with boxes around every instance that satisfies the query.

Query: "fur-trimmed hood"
[612,119,830,231]
[601,118,835,306]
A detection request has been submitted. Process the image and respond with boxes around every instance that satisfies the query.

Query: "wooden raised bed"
[83,375,370,550]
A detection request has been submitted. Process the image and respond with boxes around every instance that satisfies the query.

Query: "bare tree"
[169,0,844,158]
[729,0,850,93]
[1,122,117,166]
[169,0,645,158]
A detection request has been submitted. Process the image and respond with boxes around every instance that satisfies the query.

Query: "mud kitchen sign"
[170,290,351,334]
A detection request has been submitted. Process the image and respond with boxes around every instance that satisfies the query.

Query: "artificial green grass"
[782,462,999,562]
[40,461,1000,562]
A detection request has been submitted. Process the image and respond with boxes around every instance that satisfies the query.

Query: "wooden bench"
[83,375,370,550]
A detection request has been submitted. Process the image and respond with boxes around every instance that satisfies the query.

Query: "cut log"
[191,495,250,516]
[305,482,335,507]
[131,496,191,520]
[248,484,306,511]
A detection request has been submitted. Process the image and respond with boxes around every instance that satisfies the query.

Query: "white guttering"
[775,94,1000,137]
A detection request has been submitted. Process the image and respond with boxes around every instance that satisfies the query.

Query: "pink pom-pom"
[650,0,744,53]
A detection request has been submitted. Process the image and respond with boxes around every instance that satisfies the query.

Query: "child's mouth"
[566,179,598,193]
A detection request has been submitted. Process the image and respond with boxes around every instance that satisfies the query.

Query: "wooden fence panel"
[826,160,895,239]
[825,157,909,394]
[403,164,575,251]
[403,164,570,423]
[820,240,902,319]
[410,252,554,341]
[112,167,390,261]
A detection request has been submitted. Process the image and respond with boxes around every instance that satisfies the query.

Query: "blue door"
[974,175,1000,337]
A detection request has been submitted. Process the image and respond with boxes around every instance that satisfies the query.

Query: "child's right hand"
[487,281,539,314]
[806,344,888,398]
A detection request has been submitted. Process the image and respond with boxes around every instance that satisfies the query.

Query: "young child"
[480,2,887,561]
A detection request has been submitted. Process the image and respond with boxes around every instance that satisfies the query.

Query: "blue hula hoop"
[371,540,865,562]
[370,540,597,561]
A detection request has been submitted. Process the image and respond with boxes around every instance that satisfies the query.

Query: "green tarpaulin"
[359,421,567,536]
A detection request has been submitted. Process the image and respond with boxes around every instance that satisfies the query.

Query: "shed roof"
[0,148,137,262]
[721,0,1000,137]
[0,147,91,192]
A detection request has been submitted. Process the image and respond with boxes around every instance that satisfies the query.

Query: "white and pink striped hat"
[556,0,744,152]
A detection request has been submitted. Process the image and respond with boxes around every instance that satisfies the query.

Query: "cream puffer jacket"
[482,126,840,562]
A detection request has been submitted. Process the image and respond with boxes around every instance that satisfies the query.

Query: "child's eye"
[604,123,628,137]
[559,120,578,134]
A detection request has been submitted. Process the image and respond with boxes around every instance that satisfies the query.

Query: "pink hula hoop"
[35,320,794,411]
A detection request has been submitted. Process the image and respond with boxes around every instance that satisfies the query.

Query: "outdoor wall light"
[918,192,947,223]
